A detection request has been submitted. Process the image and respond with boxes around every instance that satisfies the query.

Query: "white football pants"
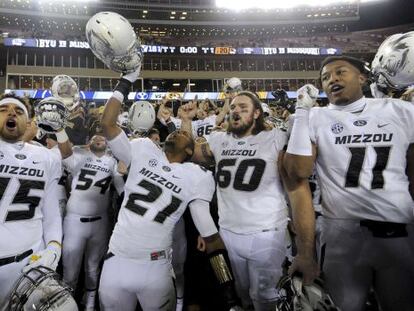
[220,228,287,311]
[62,213,110,291]
[99,254,176,311]
[319,218,414,311]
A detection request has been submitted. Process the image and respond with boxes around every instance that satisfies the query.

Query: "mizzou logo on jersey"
[353,120,367,127]
[139,167,182,194]
[335,133,393,145]
[0,164,45,177]
[84,163,111,173]
[331,122,344,134]
[15,154,27,160]
[221,149,257,157]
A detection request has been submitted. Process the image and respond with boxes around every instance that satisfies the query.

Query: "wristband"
[56,130,69,144]
[286,109,312,156]
[113,78,132,102]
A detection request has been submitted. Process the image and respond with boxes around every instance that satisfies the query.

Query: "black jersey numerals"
[345,146,391,189]
[125,179,182,224]
[75,169,112,194]
[0,177,45,222]
[216,158,266,191]
[196,125,213,137]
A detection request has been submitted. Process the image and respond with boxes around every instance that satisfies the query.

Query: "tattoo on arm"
[201,144,213,163]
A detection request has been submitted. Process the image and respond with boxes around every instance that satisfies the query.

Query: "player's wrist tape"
[113,78,132,102]
[110,91,125,104]
[286,109,313,156]
[56,130,69,144]
[208,249,234,284]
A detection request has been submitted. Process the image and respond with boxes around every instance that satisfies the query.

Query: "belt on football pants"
[80,216,102,223]
[360,219,408,238]
[0,249,33,267]
[104,250,169,261]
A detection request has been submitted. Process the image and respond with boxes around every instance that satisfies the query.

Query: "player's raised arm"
[101,68,140,140]
[33,97,74,159]
[101,68,141,166]
[284,84,319,179]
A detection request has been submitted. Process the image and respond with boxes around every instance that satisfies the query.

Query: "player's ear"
[254,108,261,120]
[358,73,367,86]
[185,146,193,157]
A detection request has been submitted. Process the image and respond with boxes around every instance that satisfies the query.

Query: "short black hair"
[319,55,370,77]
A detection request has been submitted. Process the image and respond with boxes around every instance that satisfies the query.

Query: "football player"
[45,134,68,218]
[98,69,241,311]
[0,94,62,310]
[54,129,124,311]
[284,55,414,311]
[190,91,289,310]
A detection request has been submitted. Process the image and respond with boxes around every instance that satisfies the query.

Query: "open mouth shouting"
[5,118,17,131]
[231,114,241,122]
[330,84,345,96]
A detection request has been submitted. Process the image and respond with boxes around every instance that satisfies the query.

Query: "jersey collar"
[0,138,25,150]
[328,96,366,113]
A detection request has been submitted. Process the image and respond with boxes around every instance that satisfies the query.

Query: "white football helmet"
[371,31,414,91]
[34,97,70,134]
[51,75,80,111]
[223,77,243,93]
[276,275,339,311]
[85,11,143,73]
[128,101,155,133]
[9,266,78,311]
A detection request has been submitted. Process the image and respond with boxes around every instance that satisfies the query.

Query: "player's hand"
[288,255,320,285]
[180,101,197,121]
[157,100,172,123]
[35,98,69,133]
[197,236,206,252]
[23,242,61,272]
[122,62,141,83]
[296,84,319,110]
[401,86,414,102]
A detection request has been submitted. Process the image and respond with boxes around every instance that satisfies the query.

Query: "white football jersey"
[63,150,120,216]
[309,97,414,222]
[192,115,216,138]
[0,140,61,257]
[109,138,215,259]
[208,129,288,233]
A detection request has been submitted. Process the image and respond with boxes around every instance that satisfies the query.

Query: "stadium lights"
[215,0,386,9]
[37,0,98,3]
